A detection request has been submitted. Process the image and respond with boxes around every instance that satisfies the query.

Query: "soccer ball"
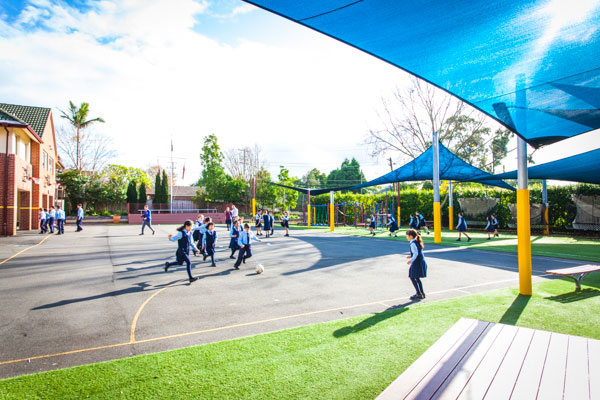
[255,264,265,274]
[366,218,371,223]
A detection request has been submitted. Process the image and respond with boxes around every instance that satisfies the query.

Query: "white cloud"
[0,0,408,184]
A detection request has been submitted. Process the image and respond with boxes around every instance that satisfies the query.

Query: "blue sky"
[0,0,598,185]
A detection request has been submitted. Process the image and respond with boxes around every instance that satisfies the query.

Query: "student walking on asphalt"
[165,220,200,283]
[139,205,155,235]
[76,204,84,232]
[233,223,261,270]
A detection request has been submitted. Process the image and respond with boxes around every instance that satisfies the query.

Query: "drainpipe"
[3,126,9,236]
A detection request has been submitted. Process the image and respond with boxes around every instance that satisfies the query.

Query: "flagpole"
[170,139,173,213]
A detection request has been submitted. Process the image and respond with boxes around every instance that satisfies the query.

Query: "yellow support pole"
[448,180,454,231]
[307,190,311,228]
[517,188,532,295]
[433,202,442,243]
[252,198,256,219]
[448,206,454,231]
[397,206,401,227]
[544,207,550,235]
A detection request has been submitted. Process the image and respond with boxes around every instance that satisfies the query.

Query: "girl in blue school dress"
[202,222,218,267]
[409,213,419,231]
[368,213,376,236]
[281,211,290,237]
[255,210,263,236]
[456,212,471,242]
[229,219,241,259]
[491,213,499,238]
[262,210,272,238]
[387,213,399,237]
[165,220,200,283]
[405,229,427,300]
[485,216,495,240]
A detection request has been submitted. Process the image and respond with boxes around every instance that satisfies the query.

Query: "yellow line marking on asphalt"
[130,281,180,343]
[0,234,52,266]
[0,272,556,367]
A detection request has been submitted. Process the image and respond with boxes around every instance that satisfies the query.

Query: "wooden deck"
[376,318,599,400]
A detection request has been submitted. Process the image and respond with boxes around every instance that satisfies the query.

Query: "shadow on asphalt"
[31,280,183,310]
[333,301,413,337]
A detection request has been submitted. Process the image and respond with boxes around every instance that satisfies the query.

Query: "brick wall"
[19,190,31,230]
[0,153,17,236]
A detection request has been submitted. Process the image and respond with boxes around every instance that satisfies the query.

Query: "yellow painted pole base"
[307,205,311,228]
[517,189,532,295]
[433,202,442,243]
[252,198,256,220]
[448,206,454,231]
[330,205,335,231]
[397,206,401,227]
[544,207,550,235]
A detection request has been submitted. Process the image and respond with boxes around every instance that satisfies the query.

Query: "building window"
[42,151,47,169]
[49,157,54,175]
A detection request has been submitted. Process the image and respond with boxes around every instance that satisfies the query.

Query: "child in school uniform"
[199,217,211,258]
[39,208,47,234]
[233,223,261,270]
[255,210,262,236]
[165,220,200,283]
[405,229,427,300]
[262,210,272,238]
[409,214,419,231]
[229,219,241,259]
[225,207,232,231]
[491,214,499,237]
[55,206,65,235]
[47,206,56,234]
[485,216,495,240]
[368,214,376,236]
[139,205,155,235]
[281,211,290,237]
[76,204,84,232]
[456,212,471,241]
[416,211,429,234]
[387,213,399,237]
[269,211,275,236]
[193,214,204,248]
[202,222,218,267]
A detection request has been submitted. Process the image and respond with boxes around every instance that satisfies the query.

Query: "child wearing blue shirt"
[233,223,261,270]
[202,222,218,267]
[139,205,155,235]
[165,220,200,283]
[405,229,427,300]
[456,212,471,242]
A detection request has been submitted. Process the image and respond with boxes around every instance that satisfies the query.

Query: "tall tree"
[198,134,228,201]
[255,168,277,208]
[223,145,263,182]
[161,170,170,204]
[327,158,365,190]
[302,168,328,188]
[367,77,506,169]
[154,173,163,203]
[275,166,299,211]
[59,101,106,172]
[126,181,138,204]
[489,129,513,173]
[138,182,147,204]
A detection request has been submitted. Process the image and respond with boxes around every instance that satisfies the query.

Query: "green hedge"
[304,183,600,231]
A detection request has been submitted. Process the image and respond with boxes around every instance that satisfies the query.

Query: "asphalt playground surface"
[0,222,589,378]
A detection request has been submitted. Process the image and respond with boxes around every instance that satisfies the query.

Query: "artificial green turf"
[2,275,599,399]
[299,225,600,262]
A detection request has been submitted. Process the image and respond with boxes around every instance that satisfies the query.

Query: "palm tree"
[60,101,105,172]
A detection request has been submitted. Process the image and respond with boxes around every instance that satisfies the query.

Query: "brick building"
[0,103,59,236]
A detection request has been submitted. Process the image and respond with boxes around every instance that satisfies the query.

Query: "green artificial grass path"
[293,225,600,262]
[2,275,600,399]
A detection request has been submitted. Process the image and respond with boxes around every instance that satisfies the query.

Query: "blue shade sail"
[244,1,600,147]
[350,143,515,191]
[473,148,600,184]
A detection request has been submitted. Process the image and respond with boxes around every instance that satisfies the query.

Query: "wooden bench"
[545,264,600,291]
[376,318,599,400]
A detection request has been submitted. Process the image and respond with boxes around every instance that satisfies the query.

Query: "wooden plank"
[510,329,551,400]
[430,323,505,399]
[546,265,599,275]
[403,320,491,400]
[483,326,535,399]
[453,324,521,400]
[589,338,600,400]
[536,332,569,400]
[564,335,590,400]
[377,318,482,400]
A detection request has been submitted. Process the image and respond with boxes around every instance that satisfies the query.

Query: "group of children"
[367,210,429,237]
[254,209,291,238]
[38,203,84,235]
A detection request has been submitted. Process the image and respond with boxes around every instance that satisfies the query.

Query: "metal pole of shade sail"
[542,179,549,235]
[448,180,454,231]
[432,131,442,243]
[330,191,335,232]
[516,75,532,296]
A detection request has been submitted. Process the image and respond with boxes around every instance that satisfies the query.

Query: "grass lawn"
[2,275,599,399]
[291,225,600,262]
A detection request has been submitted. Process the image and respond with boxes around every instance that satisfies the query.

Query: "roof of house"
[0,103,51,138]
[147,186,202,197]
